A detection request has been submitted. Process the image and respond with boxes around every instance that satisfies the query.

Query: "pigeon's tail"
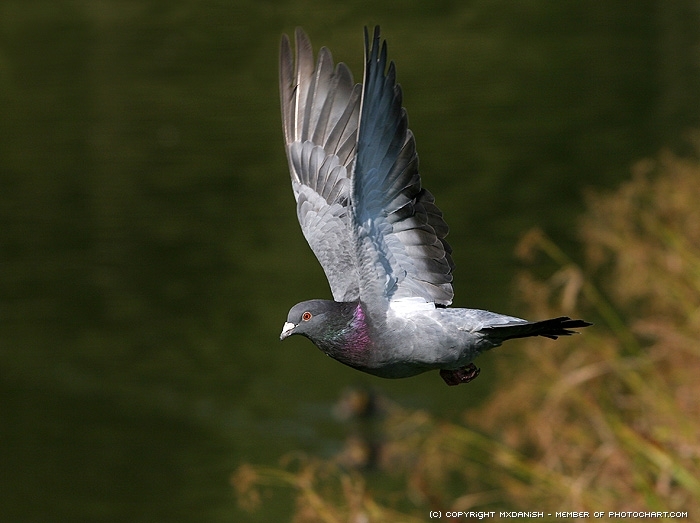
[479,316,592,342]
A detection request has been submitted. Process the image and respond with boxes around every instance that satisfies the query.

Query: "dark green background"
[1,1,698,521]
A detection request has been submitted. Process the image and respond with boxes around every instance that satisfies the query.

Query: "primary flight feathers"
[279,26,454,308]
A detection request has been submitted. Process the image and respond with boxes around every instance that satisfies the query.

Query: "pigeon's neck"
[347,301,372,349]
[319,301,372,366]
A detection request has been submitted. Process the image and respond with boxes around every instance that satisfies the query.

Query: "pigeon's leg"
[440,363,481,386]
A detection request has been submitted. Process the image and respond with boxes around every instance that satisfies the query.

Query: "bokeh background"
[2,1,699,521]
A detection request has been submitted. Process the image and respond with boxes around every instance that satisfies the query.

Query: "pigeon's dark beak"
[280,322,296,340]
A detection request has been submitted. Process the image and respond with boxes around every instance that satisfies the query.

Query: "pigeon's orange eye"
[302,311,312,321]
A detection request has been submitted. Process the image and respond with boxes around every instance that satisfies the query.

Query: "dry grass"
[233,146,700,521]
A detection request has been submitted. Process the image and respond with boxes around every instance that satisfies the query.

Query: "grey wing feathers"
[352,27,454,306]
[280,27,455,307]
[280,29,362,302]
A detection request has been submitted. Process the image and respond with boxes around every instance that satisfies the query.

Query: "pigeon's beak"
[280,322,296,340]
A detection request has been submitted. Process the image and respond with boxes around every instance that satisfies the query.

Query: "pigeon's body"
[278,27,591,386]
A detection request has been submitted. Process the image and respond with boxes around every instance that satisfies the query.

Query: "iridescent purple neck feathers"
[316,302,372,367]
[346,302,372,351]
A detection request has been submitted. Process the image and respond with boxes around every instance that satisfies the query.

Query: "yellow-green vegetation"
[233,146,700,521]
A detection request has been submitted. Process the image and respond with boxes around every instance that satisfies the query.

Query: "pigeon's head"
[280,299,371,367]
[280,299,340,341]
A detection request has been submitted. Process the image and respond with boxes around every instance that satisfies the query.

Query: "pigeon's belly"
[354,309,488,378]
[318,306,506,379]
[352,361,435,379]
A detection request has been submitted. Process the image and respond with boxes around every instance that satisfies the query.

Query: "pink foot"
[440,363,481,386]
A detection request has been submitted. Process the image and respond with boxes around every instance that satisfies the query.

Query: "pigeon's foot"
[440,363,481,386]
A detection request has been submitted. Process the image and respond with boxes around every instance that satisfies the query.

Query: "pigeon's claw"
[440,363,481,386]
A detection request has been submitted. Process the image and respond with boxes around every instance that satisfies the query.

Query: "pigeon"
[278,27,591,386]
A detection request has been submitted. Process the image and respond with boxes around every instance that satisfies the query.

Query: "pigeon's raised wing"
[351,27,454,307]
[280,29,362,302]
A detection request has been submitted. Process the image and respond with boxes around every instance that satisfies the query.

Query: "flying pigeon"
[278,27,591,386]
